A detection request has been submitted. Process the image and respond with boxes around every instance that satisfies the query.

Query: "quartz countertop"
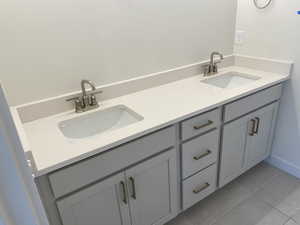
[18,66,290,176]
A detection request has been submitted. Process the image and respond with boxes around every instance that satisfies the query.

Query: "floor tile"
[285,219,299,225]
[254,170,300,211]
[183,180,252,225]
[236,162,284,193]
[213,196,289,225]
[291,210,300,224]
[275,186,300,216]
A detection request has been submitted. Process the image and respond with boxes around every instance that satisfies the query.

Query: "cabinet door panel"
[219,117,248,187]
[57,172,130,225]
[245,103,277,169]
[126,150,177,225]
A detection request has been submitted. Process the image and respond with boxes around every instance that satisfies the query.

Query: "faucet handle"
[203,64,210,76]
[66,90,102,102]
[203,64,213,76]
[66,97,85,113]
[89,94,99,106]
[89,90,102,106]
[66,96,80,102]
[74,99,84,112]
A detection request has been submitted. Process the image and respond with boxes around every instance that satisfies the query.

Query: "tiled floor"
[166,162,300,225]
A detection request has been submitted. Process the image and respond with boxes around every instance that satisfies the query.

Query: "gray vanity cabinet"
[35,84,283,225]
[56,149,177,225]
[57,172,131,225]
[219,102,278,187]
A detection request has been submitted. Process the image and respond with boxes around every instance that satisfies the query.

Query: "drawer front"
[182,129,219,179]
[182,164,217,210]
[181,108,221,141]
[49,126,175,198]
[224,84,282,122]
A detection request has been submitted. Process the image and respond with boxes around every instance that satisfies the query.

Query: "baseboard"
[266,155,300,179]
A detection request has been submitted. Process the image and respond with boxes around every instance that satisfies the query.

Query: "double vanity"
[13,55,292,225]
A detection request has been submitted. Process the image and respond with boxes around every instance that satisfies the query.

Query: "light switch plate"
[235,30,246,45]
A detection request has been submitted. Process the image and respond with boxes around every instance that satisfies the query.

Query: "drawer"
[182,164,217,210]
[181,108,221,141]
[49,126,175,198]
[224,84,282,122]
[182,129,220,179]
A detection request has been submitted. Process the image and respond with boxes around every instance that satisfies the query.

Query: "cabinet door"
[219,116,249,187]
[56,172,131,225]
[219,102,278,188]
[126,149,177,225]
[245,103,277,170]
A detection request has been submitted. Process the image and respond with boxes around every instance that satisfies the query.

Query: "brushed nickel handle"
[254,117,260,135]
[66,91,102,102]
[193,150,212,160]
[249,119,256,136]
[66,96,80,102]
[129,177,137,200]
[193,183,210,194]
[120,181,128,204]
[193,120,213,130]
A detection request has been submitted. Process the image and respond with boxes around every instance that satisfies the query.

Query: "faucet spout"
[210,52,224,64]
[81,80,96,96]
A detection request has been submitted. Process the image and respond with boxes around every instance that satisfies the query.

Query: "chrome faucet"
[203,52,224,76]
[67,80,102,113]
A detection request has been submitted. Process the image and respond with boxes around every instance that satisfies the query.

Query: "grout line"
[259,197,291,218]
[284,218,300,225]
[203,184,253,225]
[290,218,300,225]
[282,219,289,225]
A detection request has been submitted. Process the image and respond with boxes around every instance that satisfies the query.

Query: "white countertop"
[20,66,290,176]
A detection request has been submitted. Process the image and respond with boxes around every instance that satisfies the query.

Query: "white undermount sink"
[58,105,143,139]
[201,72,260,89]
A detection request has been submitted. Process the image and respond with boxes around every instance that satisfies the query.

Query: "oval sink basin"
[58,105,143,139]
[201,72,260,89]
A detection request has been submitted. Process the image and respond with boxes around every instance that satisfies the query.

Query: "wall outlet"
[235,30,246,45]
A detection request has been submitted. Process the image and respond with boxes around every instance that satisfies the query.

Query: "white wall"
[0,0,237,106]
[235,0,300,176]
[0,84,49,225]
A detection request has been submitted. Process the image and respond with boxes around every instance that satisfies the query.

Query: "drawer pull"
[129,177,137,200]
[193,182,210,194]
[249,119,256,136]
[254,117,260,134]
[120,181,128,204]
[193,120,213,130]
[193,150,212,160]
